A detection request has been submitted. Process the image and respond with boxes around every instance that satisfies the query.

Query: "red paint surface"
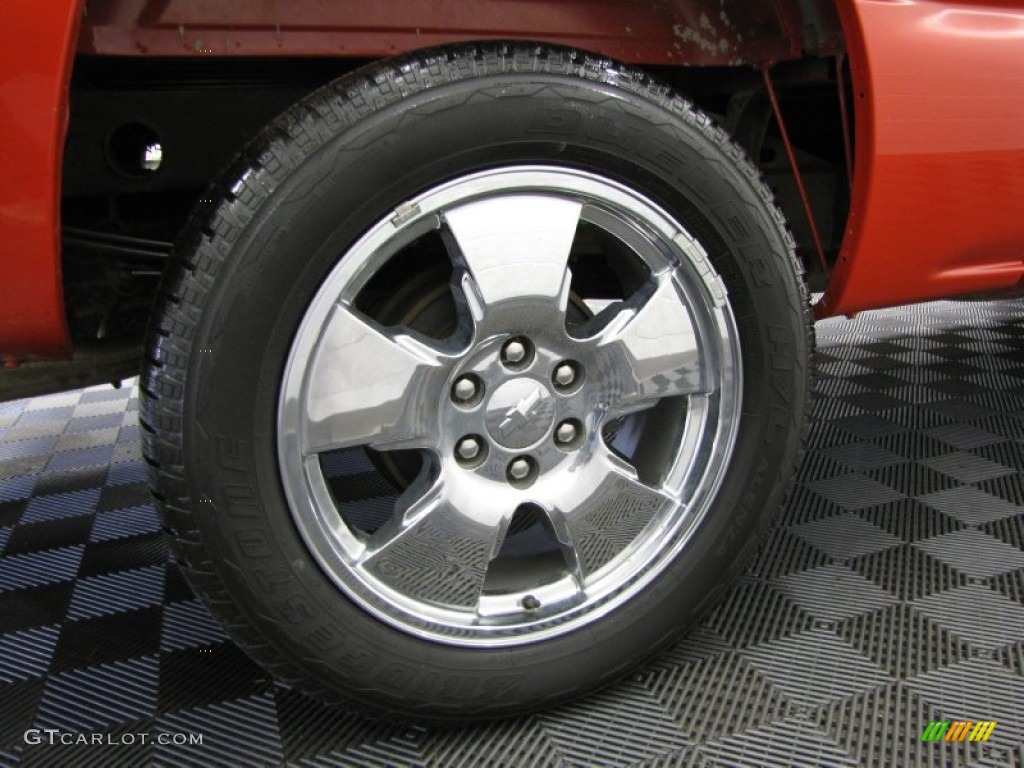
[0,0,833,360]
[3,0,1023,356]
[0,4,79,359]
[819,0,1024,318]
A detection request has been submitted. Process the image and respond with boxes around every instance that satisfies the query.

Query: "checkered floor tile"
[2,299,1024,767]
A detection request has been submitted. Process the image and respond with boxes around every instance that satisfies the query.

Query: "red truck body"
[2,0,1023,361]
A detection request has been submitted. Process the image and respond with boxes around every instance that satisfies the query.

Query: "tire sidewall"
[180,65,808,717]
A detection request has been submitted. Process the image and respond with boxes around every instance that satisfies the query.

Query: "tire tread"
[140,41,812,721]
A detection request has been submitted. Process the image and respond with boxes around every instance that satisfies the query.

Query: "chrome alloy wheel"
[277,166,742,646]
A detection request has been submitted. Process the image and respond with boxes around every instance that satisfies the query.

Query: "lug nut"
[556,422,578,445]
[502,339,527,365]
[456,437,482,461]
[452,376,478,403]
[554,363,576,387]
[508,457,531,480]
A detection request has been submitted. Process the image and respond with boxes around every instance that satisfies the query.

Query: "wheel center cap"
[485,378,555,450]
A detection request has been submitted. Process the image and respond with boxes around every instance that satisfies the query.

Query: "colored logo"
[920,720,997,742]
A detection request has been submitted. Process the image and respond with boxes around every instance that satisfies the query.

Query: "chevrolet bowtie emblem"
[498,386,544,435]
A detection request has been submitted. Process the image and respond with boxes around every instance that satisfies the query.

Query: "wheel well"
[60,50,851,347]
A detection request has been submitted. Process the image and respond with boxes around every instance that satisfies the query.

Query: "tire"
[141,42,811,721]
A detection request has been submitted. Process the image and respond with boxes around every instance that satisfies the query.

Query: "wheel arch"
[16,0,847,374]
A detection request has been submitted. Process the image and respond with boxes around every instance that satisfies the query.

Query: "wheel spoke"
[548,448,675,583]
[443,195,580,324]
[300,302,447,455]
[594,274,705,415]
[360,485,508,609]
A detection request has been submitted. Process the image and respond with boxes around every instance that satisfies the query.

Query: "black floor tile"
[3,516,94,557]
[77,534,167,578]
[50,607,163,673]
